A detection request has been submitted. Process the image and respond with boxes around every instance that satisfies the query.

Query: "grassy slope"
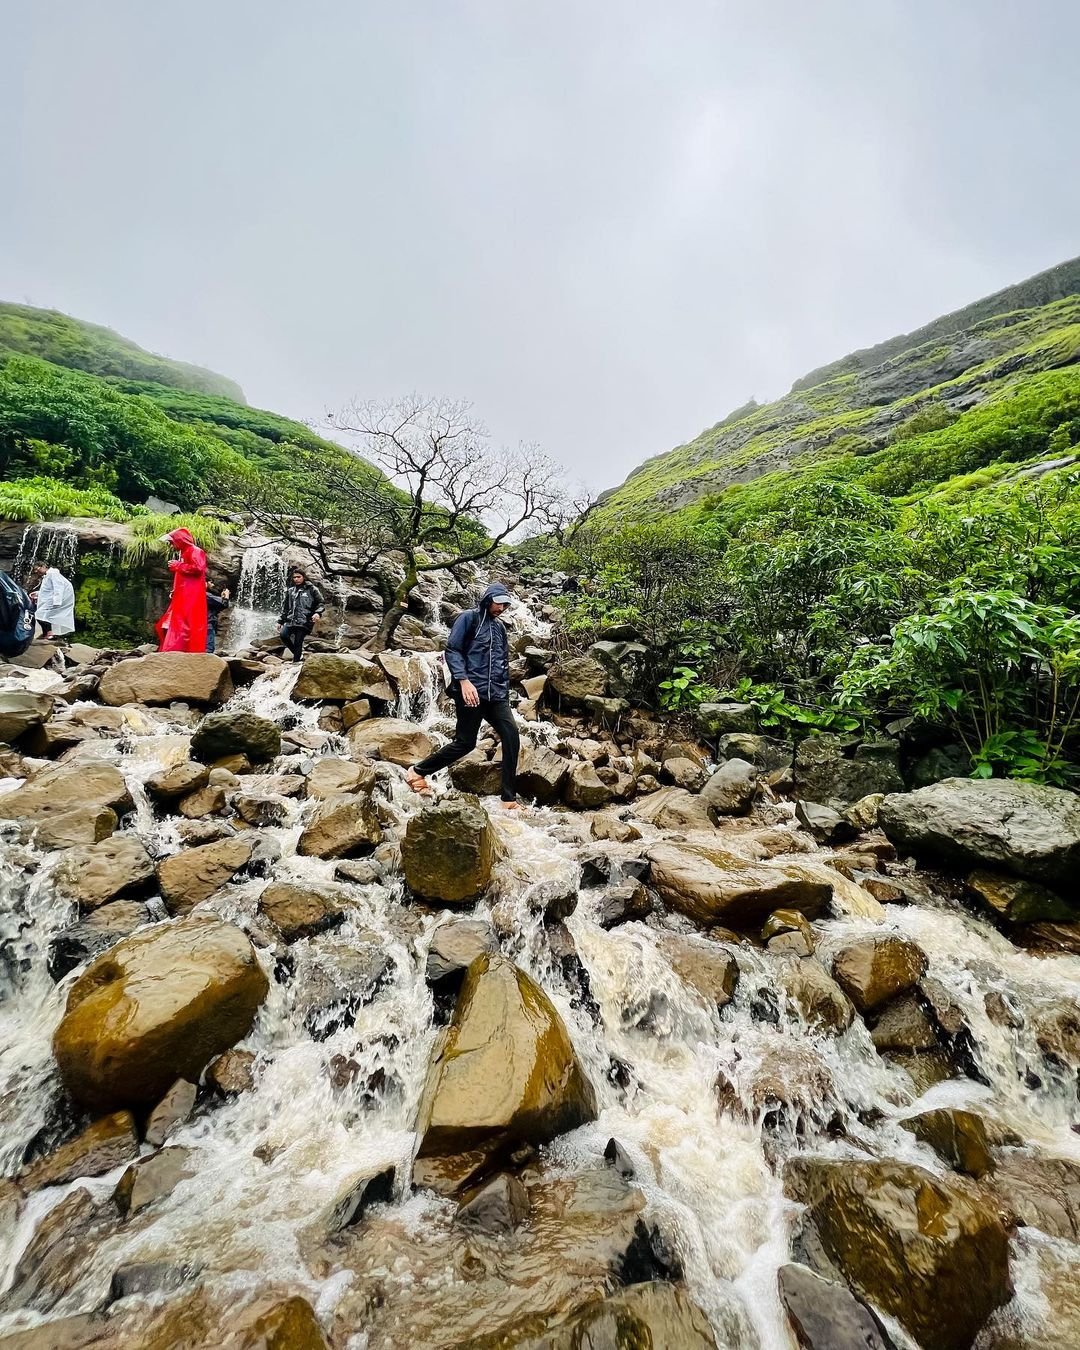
[595,258,1080,528]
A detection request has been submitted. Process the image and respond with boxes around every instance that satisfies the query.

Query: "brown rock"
[305,756,377,800]
[778,1263,894,1350]
[54,834,154,910]
[234,793,288,827]
[258,882,351,941]
[145,1078,198,1148]
[831,935,927,1013]
[0,690,54,744]
[297,793,382,859]
[634,785,717,831]
[984,1155,1080,1240]
[563,761,613,809]
[647,841,831,928]
[146,761,210,801]
[18,1111,138,1191]
[590,813,642,843]
[177,784,227,819]
[900,1108,993,1177]
[157,837,254,913]
[114,1146,197,1217]
[869,994,941,1052]
[53,914,268,1111]
[347,717,434,765]
[0,762,132,825]
[656,933,739,1010]
[293,653,393,703]
[782,957,855,1034]
[99,652,233,707]
[205,1049,257,1096]
[402,795,496,904]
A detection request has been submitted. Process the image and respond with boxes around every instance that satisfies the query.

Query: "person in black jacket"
[205,584,230,653]
[278,568,324,662]
[405,583,520,806]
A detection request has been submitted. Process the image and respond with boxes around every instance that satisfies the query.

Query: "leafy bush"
[0,475,130,522]
[121,513,235,564]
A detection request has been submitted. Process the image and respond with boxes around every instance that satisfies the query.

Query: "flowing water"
[225,544,288,652]
[11,525,79,585]
[1,619,1080,1346]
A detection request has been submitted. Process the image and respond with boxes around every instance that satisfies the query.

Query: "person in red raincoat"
[155,528,209,652]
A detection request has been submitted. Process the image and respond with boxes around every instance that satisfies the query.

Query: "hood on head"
[167,528,196,549]
[479,583,512,609]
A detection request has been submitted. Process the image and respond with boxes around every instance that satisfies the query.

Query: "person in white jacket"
[29,564,76,640]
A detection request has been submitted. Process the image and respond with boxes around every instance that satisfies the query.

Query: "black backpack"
[0,571,36,657]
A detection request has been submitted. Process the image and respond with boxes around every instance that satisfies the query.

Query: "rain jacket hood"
[155,529,208,652]
[443,584,512,700]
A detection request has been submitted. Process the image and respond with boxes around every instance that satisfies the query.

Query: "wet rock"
[53,914,268,1111]
[795,735,904,811]
[98,652,233,707]
[341,697,372,729]
[965,869,1077,924]
[696,701,756,738]
[844,793,884,832]
[782,957,856,1034]
[869,994,941,1053]
[498,1281,717,1350]
[647,840,832,928]
[2,1185,116,1313]
[205,1048,256,1096]
[347,717,435,765]
[258,881,351,941]
[292,934,390,1039]
[177,783,227,819]
[590,813,642,843]
[655,932,739,1010]
[831,935,927,1013]
[516,745,571,803]
[701,758,760,815]
[764,908,816,952]
[327,1167,396,1232]
[114,1145,195,1215]
[145,1077,197,1147]
[304,756,378,800]
[402,795,495,904]
[545,655,608,707]
[597,879,653,927]
[1014,920,1080,955]
[175,818,235,846]
[984,1156,1080,1240]
[297,792,382,859]
[604,1136,636,1178]
[449,748,504,796]
[427,918,499,984]
[233,792,288,827]
[456,1172,530,1235]
[795,799,858,844]
[778,1263,895,1350]
[413,953,597,1195]
[0,691,53,744]
[146,760,210,801]
[190,710,281,765]
[563,761,613,808]
[18,1110,138,1191]
[110,1261,199,1301]
[158,836,254,913]
[715,731,792,772]
[879,777,1080,890]
[23,804,118,848]
[55,836,154,922]
[47,900,151,981]
[634,785,717,831]
[334,858,382,885]
[587,638,649,699]
[0,762,132,826]
[900,1108,993,1177]
[788,1158,1010,1350]
[292,652,393,703]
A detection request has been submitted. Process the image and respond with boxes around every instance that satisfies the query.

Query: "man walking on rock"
[406,583,520,808]
[278,567,324,662]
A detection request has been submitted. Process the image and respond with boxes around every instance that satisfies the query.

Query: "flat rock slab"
[99,652,234,707]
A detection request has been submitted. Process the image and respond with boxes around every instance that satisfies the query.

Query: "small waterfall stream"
[0,596,1079,1347]
[225,545,288,652]
[11,525,80,585]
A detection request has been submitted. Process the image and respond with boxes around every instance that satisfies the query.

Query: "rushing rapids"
[0,587,1079,1350]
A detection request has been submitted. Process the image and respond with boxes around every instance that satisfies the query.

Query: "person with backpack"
[205,583,230,653]
[277,567,324,662]
[0,572,37,659]
[405,583,520,808]
[29,563,76,641]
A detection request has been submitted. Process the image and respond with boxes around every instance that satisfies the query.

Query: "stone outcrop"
[292,653,394,703]
[297,793,382,859]
[157,836,254,912]
[647,841,831,928]
[414,953,597,1194]
[98,652,234,707]
[53,914,268,1110]
[401,795,495,904]
[190,710,281,764]
[879,777,1080,890]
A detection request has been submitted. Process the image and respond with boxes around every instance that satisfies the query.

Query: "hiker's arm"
[444,613,472,682]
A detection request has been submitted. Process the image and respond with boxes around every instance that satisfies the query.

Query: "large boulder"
[292,653,393,703]
[54,834,154,910]
[0,691,53,745]
[53,915,268,1111]
[563,761,614,809]
[879,778,1080,891]
[647,841,831,928]
[831,935,927,1013]
[778,1264,894,1350]
[795,735,904,811]
[258,882,351,941]
[414,953,597,1194]
[297,793,382,859]
[402,795,495,904]
[0,762,132,825]
[634,785,716,832]
[701,758,760,815]
[655,933,739,1011]
[983,1156,1080,1240]
[347,718,435,766]
[788,1158,1010,1350]
[587,640,649,700]
[448,749,504,797]
[696,701,756,739]
[190,710,281,765]
[157,837,254,913]
[98,652,233,707]
[965,870,1077,924]
[545,656,608,708]
[305,756,377,800]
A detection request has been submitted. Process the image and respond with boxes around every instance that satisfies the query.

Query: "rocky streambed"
[0,605,1079,1349]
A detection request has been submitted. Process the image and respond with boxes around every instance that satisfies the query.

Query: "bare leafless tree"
[226,396,566,649]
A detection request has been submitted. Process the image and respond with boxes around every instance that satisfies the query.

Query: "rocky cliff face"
[596,255,1080,521]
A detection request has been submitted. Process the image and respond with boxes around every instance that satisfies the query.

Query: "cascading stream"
[225,544,288,653]
[0,593,1079,1348]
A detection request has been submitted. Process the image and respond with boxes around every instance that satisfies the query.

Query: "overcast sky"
[4,2,1079,492]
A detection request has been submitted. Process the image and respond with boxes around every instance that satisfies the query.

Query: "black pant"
[280,624,310,661]
[414,688,520,801]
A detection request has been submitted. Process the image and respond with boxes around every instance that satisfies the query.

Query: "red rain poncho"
[155,528,208,652]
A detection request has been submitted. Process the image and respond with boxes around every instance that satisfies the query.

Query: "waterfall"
[11,524,80,585]
[225,545,287,652]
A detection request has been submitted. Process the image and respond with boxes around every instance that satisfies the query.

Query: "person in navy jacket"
[405,583,520,806]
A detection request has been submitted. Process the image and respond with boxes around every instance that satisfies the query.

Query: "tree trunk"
[371,564,417,651]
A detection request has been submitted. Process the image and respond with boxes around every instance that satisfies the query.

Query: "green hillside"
[0,303,349,517]
[595,256,1080,528]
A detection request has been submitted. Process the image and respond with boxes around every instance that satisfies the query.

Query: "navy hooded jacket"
[444,584,511,701]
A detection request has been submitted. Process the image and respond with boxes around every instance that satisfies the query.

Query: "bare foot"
[404,769,433,798]
[501,800,521,811]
